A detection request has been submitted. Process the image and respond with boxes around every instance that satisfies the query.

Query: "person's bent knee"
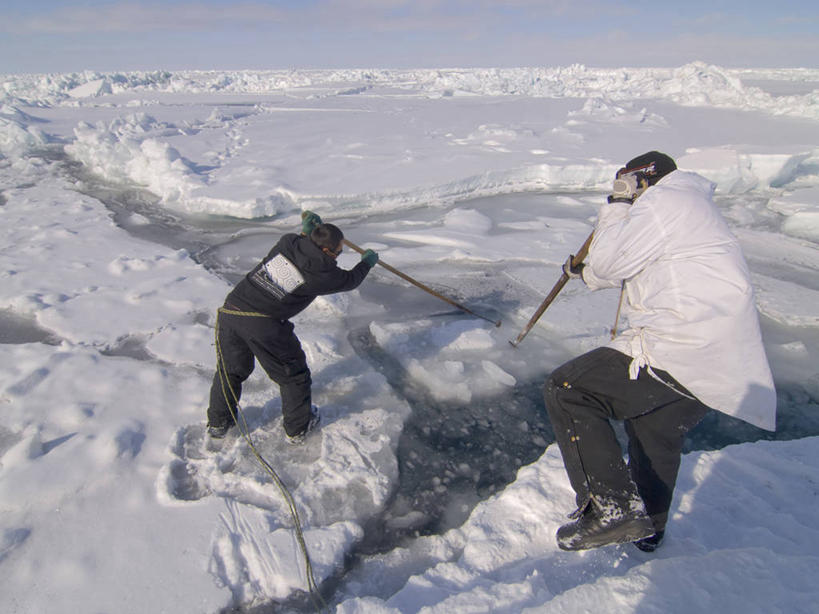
[544,366,570,398]
[543,372,571,417]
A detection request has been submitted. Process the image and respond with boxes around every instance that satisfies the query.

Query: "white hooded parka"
[582,170,776,431]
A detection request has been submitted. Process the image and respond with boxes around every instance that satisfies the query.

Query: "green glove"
[361,249,379,268]
[301,211,322,236]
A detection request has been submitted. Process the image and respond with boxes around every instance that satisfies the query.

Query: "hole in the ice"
[348,325,554,555]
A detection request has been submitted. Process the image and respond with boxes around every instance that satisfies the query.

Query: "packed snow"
[1,63,818,613]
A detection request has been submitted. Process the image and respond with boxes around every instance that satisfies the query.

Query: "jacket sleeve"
[303,261,373,296]
[582,195,668,290]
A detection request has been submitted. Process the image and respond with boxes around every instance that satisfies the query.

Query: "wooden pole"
[610,281,625,340]
[509,231,594,347]
[343,238,502,327]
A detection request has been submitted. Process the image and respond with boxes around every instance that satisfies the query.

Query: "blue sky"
[1,1,818,74]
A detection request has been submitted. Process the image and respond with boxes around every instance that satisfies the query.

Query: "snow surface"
[1,63,819,613]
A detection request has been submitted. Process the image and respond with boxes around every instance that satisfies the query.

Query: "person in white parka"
[543,151,776,553]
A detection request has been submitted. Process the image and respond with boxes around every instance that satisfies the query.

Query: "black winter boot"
[207,422,234,439]
[557,497,655,551]
[286,405,321,445]
[633,529,665,552]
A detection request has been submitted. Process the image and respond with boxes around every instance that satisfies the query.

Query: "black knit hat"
[621,151,676,186]
[311,223,344,252]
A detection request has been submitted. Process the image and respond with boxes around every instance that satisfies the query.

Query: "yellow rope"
[214,308,327,612]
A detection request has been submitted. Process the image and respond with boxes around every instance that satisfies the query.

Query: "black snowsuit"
[543,348,708,534]
[207,233,373,436]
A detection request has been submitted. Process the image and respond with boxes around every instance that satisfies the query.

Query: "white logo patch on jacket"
[251,254,305,299]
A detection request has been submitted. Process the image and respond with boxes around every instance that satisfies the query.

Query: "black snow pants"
[208,307,312,437]
[543,347,709,533]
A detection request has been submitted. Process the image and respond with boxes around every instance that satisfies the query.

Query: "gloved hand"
[562,254,585,279]
[301,211,323,236]
[607,173,640,204]
[361,249,379,268]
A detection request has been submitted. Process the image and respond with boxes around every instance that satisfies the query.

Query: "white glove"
[607,173,640,203]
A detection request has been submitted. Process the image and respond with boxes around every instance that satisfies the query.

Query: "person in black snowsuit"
[207,213,378,442]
